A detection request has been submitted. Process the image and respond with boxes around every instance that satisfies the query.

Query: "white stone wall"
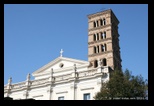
[4,57,110,100]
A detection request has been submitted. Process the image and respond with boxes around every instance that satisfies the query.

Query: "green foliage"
[94,69,148,100]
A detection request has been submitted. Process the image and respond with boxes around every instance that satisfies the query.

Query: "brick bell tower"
[87,9,122,70]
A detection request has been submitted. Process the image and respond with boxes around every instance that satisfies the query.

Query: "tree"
[94,69,148,100]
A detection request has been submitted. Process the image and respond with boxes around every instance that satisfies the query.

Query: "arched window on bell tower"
[93,21,96,28]
[97,33,99,40]
[96,20,99,27]
[97,45,99,53]
[94,60,98,68]
[101,44,105,52]
[100,32,103,39]
[103,18,106,26]
[104,43,107,51]
[101,44,107,52]
[94,46,97,53]
[102,31,106,39]
[103,58,107,66]
[100,19,103,26]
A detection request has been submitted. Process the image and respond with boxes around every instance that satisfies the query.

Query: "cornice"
[88,38,112,45]
[88,50,113,57]
[88,24,111,31]
[32,56,89,76]
[87,9,111,19]
[34,63,90,77]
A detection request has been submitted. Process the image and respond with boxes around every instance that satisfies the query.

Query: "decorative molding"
[56,91,68,94]
[106,29,111,31]
[88,38,112,45]
[81,87,94,91]
[33,95,43,98]
[88,50,113,57]
[88,24,111,31]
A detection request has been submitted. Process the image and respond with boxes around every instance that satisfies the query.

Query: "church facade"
[4,9,122,100]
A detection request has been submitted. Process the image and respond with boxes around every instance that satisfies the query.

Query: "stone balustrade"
[12,82,26,89]
[31,78,48,86]
[55,73,72,82]
[4,66,110,92]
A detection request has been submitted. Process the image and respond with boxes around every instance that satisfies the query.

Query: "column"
[99,32,102,40]
[99,45,102,53]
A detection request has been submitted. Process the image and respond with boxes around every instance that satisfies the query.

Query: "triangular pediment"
[32,56,89,78]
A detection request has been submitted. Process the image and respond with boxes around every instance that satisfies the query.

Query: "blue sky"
[4,4,148,85]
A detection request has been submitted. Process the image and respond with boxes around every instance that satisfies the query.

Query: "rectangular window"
[83,93,90,100]
[58,96,64,100]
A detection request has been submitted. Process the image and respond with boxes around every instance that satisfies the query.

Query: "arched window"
[94,46,97,53]
[103,58,107,66]
[97,33,99,40]
[93,21,96,27]
[100,32,103,39]
[97,46,99,53]
[103,18,106,26]
[102,31,106,39]
[100,19,103,26]
[101,45,105,52]
[93,34,96,41]
[94,60,98,68]
[104,43,107,51]
[96,20,99,27]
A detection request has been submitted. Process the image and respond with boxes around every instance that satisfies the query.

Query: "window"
[83,93,90,100]
[103,58,107,66]
[97,46,99,53]
[94,60,98,68]
[104,43,107,51]
[96,20,99,27]
[101,44,107,52]
[93,21,96,27]
[103,18,106,26]
[100,32,103,39]
[101,45,105,52]
[97,33,99,40]
[58,96,64,100]
[102,31,106,39]
[94,46,96,53]
[59,63,64,68]
[100,19,103,26]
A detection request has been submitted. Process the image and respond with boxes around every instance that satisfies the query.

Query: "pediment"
[32,56,89,77]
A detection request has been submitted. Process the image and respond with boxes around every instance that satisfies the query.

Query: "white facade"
[4,56,111,100]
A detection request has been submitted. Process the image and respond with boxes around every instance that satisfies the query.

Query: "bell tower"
[87,9,122,70]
